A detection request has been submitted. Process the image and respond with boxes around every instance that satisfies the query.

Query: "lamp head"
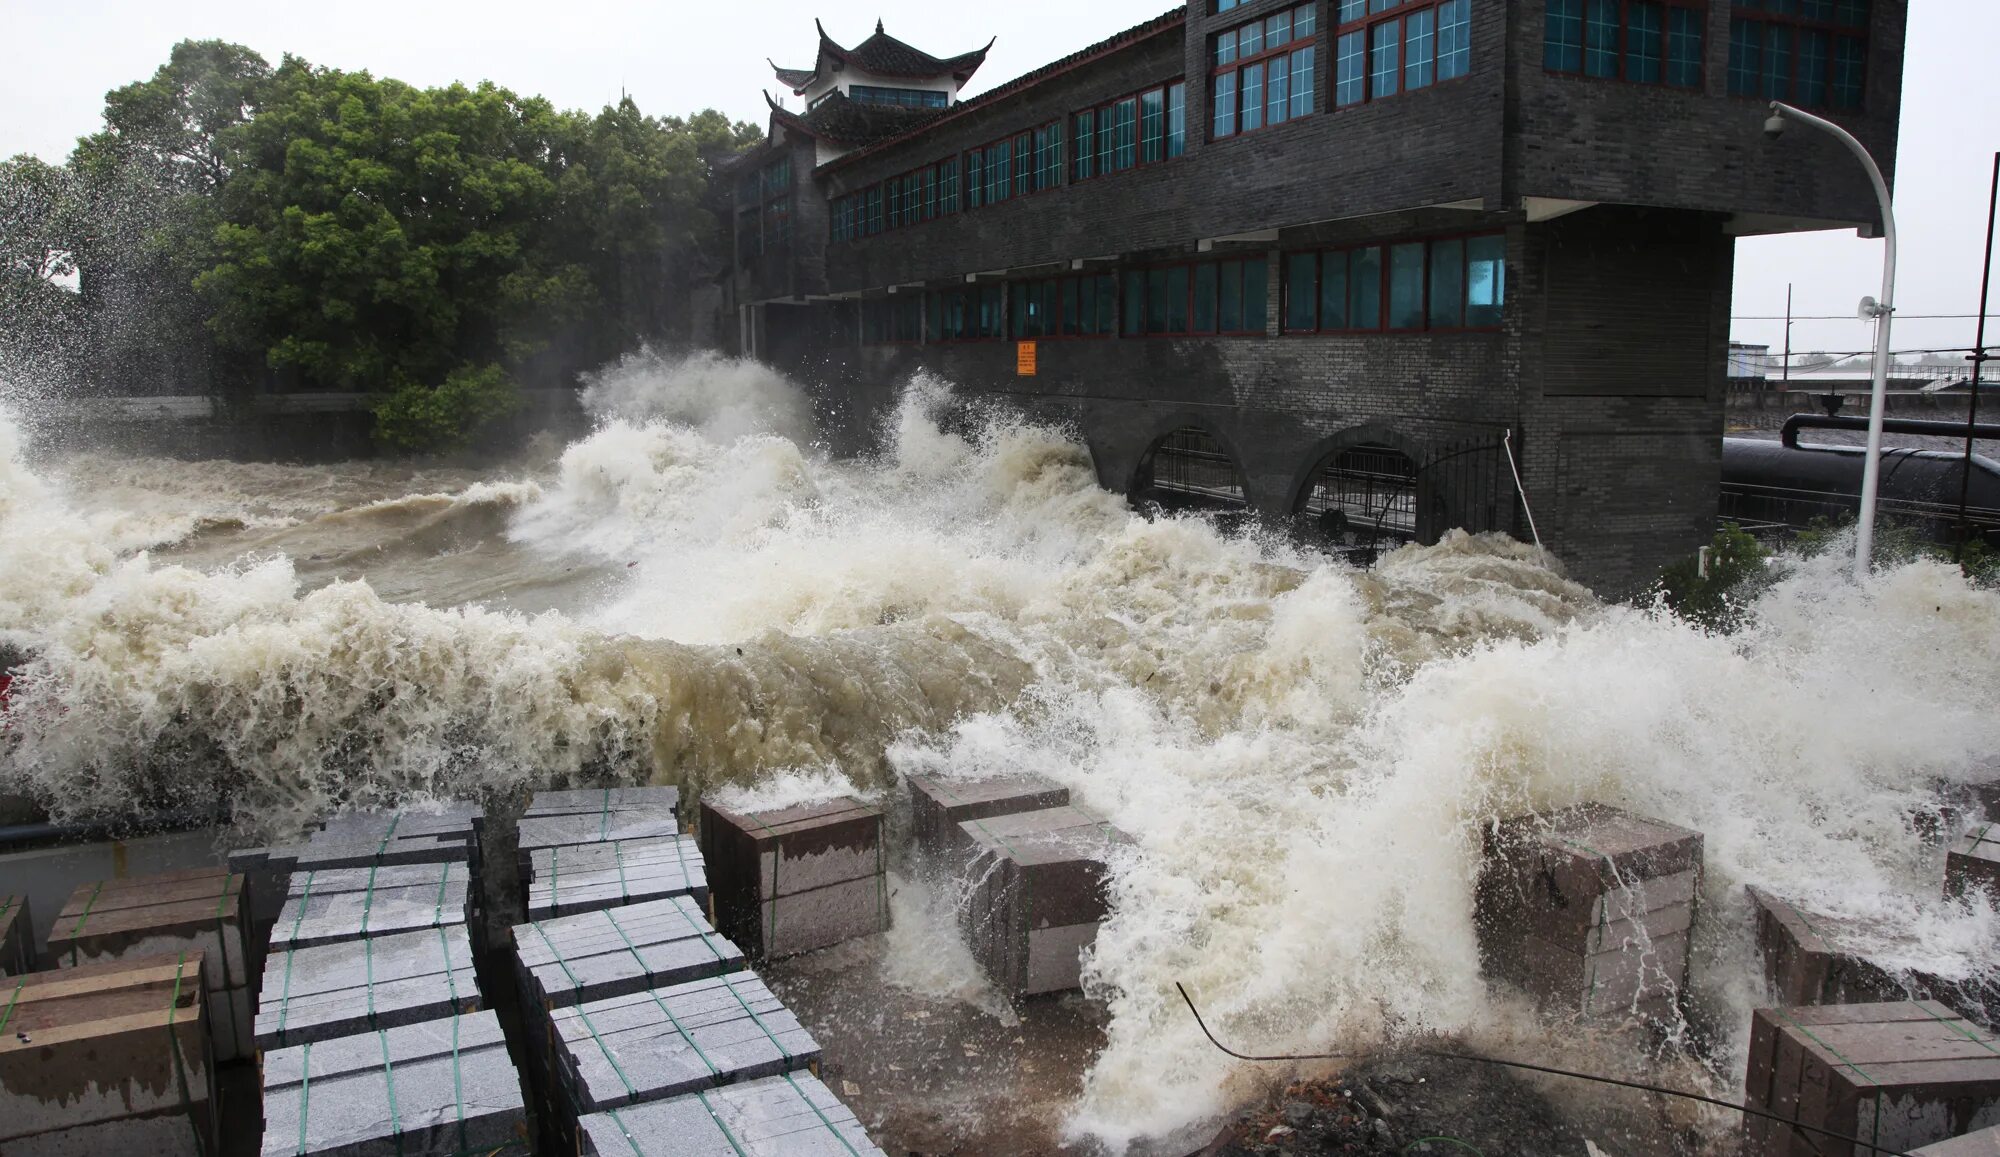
[1764,112,1788,140]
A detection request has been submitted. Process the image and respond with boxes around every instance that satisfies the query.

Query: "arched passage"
[1132,425,1249,514]
[1298,442,1420,556]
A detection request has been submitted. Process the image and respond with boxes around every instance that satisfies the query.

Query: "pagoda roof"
[770,19,993,95]
[763,89,938,149]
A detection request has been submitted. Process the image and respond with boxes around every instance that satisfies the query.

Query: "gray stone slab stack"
[699,797,888,960]
[1745,1001,2000,1156]
[259,1010,528,1156]
[549,971,820,1114]
[1949,824,2000,903]
[515,790,682,876]
[231,803,483,937]
[956,804,1130,998]
[0,893,31,975]
[523,835,708,921]
[1476,803,1702,1024]
[907,773,1071,868]
[1749,886,1999,1030]
[1915,1124,2000,1155]
[575,1072,887,1155]
[43,867,255,1062]
[255,924,480,1051]
[269,861,472,952]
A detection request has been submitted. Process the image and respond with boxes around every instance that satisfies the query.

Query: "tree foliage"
[0,40,759,451]
[1658,523,1773,632]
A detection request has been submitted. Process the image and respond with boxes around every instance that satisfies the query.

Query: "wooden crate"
[1746,1001,2000,1156]
[0,951,217,1156]
[45,868,254,1062]
[699,797,888,960]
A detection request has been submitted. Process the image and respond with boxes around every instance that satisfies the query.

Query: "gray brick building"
[720,1,1906,594]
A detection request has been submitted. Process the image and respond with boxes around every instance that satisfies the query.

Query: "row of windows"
[1283,233,1504,333]
[1075,83,1188,181]
[1727,15,1866,109]
[1334,0,1472,108]
[968,121,1066,208]
[1544,0,1705,88]
[857,238,1509,346]
[849,85,951,110]
[737,157,794,257]
[1213,4,1319,137]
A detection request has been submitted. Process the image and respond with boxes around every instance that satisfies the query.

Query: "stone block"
[1948,825,2000,903]
[270,862,470,951]
[516,809,682,871]
[1476,803,1702,1022]
[1915,1124,2000,1155]
[575,1072,886,1155]
[1745,1002,2000,1157]
[1,893,32,975]
[515,896,745,1013]
[256,925,480,1051]
[523,787,680,821]
[700,797,888,960]
[550,971,819,1116]
[908,773,1071,868]
[958,805,1130,998]
[0,952,216,1157]
[1750,887,1999,1030]
[44,869,254,1062]
[259,1011,528,1157]
[522,835,709,921]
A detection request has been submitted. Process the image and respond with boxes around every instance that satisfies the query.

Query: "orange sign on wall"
[1016,341,1038,377]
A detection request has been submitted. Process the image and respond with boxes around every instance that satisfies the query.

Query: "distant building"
[1729,342,1773,381]
[717,3,1909,594]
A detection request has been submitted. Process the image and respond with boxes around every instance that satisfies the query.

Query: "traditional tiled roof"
[763,90,937,148]
[818,7,1185,174]
[773,19,993,95]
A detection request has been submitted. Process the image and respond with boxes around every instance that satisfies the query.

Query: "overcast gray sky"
[3,0,1994,362]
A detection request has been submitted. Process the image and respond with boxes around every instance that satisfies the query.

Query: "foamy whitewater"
[3,350,1997,1149]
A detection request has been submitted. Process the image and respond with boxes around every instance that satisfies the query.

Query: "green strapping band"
[744,811,783,956]
[600,907,651,977]
[360,860,382,938]
[377,1027,404,1156]
[669,896,728,965]
[1911,1000,2000,1057]
[212,873,238,990]
[672,833,692,894]
[573,1002,641,1100]
[166,951,209,1157]
[438,926,462,1009]
[1775,1006,1885,1154]
[599,788,613,842]
[548,846,561,910]
[434,859,454,928]
[0,977,25,1034]
[639,980,723,1077]
[449,1014,468,1156]
[365,937,379,1027]
[276,871,319,1038]
[66,880,105,965]
[713,973,789,1061]
[782,1071,863,1157]
[606,1106,647,1156]
[375,812,404,860]
[694,1089,750,1157]
[612,839,630,903]
[295,1042,314,1156]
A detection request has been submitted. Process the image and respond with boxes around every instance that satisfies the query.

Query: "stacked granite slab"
[908,772,1072,869]
[270,861,472,951]
[1915,1124,2000,1155]
[957,803,1130,998]
[700,796,888,960]
[45,866,255,1062]
[1476,803,1702,1024]
[1949,823,2000,903]
[1745,1001,2000,1156]
[575,1072,887,1155]
[0,951,217,1156]
[525,835,708,920]
[259,1010,528,1156]
[255,924,480,1050]
[1749,886,1999,1030]
[1,892,34,975]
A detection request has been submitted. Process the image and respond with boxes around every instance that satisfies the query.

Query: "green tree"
[0,155,88,390]
[1659,523,1773,631]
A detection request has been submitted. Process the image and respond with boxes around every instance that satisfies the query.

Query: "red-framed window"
[861,295,924,345]
[1334,0,1472,108]
[1073,81,1185,182]
[927,284,1008,342]
[1544,0,1706,89]
[966,136,1015,209]
[832,156,958,244]
[1727,0,1867,111]
[1213,3,1318,138]
[1008,273,1119,340]
[1119,258,1268,337]
[1282,232,1506,334]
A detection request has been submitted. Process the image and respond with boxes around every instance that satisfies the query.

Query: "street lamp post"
[1764,100,1897,584]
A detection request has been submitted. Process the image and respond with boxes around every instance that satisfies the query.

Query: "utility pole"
[1956,152,1998,563]
[1783,283,1793,387]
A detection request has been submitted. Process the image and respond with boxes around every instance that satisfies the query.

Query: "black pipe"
[0,809,223,853]
[1782,413,2000,449]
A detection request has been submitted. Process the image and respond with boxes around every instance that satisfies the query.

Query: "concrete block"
[1,893,32,975]
[908,773,1070,867]
[1745,1001,2000,1157]
[550,971,820,1113]
[575,1072,886,1155]
[0,952,216,1157]
[270,862,470,951]
[1750,886,2000,1030]
[700,797,888,960]
[256,925,480,1051]
[1915,1123,2000,1155]
[1948,825,2000,903]
[44,869,253,1061]
[1476,803,1702,1022]
[515,896,745,1013]
[957,805,1130,998]
[522,835,709,920]
[259,1011,528,1157]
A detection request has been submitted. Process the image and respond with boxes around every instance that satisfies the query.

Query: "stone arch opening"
[1133,425,1249,514]
[1299,442,1419,559]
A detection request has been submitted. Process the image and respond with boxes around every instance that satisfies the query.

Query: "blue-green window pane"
[1797,28,1830,107]
[1666,8,1703,88]
[1242,258,1268,332]
[1337,31,1368,106]
[1319,252,1348,330]
[1429,239,1465,329]
[1405,9,1436,90]
[1267,11,1292,47]
[1099,107,1116,172]
[1290,48,1316,119]
[1168,83,1188,157]
[1213,73,1239,137]
[1627,2,1664,85]
[1339,0,1367,22]
[1219,264,1242,333]
[1217,28,1238,68]
[1546,0,1584,72]
[1142,89,1166,163]
[1074,114,1095,180]
[1010,283,1029,339]
[1350,247,1382,329]
[1146,269,1170,334]
[1014,135,1033,198]
[1268,55,1291,125]
[1832,36,1865,108]
[1584,0,1619,78]
[1122,271,1145,336]
[1241,20,1265,58]
[1166,266,1191,333]
[1728,19,1762,95]
[1096,275,1117,334]
[1115,99,1138,169]
[1242,62,1265,132]
[1296,3,1317,37]
[1388,242,1424,329]
[1466,235,1505,326]
[1286,253,1319,332]
[1762,24,1792,100]
[1437,0,1471,81]
[1194,264,1219,333]
[1371,20,1401,99]
[1835,0,1868,27]
[1063,280,1081,336]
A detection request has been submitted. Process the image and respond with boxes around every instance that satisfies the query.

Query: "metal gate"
[1300,434,1510,561]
